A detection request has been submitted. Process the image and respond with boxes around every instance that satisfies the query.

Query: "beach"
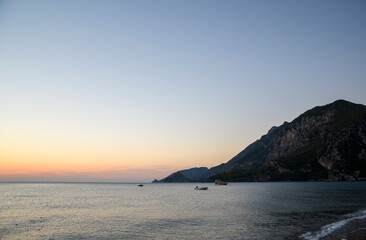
[300,213,366,240]
[322,218,366,240]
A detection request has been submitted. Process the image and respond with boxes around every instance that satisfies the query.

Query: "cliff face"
[156,100,366,182]
[209,100,366,181]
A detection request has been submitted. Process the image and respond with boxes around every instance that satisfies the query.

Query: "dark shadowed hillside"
[155,100,366,182]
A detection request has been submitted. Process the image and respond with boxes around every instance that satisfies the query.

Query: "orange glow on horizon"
[0,117,242,181]
[0,135,234,180]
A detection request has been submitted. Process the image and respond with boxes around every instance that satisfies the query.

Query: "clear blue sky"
[1,0,365,181]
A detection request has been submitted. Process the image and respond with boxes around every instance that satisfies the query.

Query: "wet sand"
[320,218,366,240]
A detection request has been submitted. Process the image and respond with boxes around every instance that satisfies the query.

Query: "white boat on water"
[194,186,208,190]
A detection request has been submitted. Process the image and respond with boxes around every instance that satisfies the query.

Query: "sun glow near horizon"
[0,120,241,180]
[1,92,249,181]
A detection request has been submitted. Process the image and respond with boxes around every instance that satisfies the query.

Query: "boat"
[194,186,208,190]
[137,184,143,187]
[215,179,228,185]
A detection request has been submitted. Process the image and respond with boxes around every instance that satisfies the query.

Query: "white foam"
[300,209,366,240]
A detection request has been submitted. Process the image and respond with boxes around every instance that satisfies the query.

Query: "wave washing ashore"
[299,209,366,240]
[1,182,366,240]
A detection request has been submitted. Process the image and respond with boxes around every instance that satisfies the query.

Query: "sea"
[1,182,366,240]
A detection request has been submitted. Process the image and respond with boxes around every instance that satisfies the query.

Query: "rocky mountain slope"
[155,100,366,182]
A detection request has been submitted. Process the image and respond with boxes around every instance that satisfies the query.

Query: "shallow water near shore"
[1,182,366,240]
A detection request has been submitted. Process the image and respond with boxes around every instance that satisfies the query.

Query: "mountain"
[157,171,191,183]
[155,167,209,183]
[155,100,366,182]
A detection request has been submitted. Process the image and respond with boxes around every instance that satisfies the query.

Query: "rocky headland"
[154,100,366,182]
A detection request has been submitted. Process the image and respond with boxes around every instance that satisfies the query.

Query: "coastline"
[321,218,366,240]
[299,210,366,240]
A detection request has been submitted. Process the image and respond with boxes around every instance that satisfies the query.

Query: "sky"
[1,0,365,182]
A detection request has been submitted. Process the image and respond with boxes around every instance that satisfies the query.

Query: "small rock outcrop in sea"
[154,100,366,182]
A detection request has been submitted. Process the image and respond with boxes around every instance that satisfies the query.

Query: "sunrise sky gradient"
[1,0,366,181]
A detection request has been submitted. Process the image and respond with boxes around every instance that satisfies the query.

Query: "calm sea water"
[1,182,366,240]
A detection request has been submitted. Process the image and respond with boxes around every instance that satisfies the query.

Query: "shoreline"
[321,218,366,240]
[299,214,366,240]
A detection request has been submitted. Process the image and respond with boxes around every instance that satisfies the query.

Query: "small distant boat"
[137,184,143,187]
[194,186,208,190]
[215,179,228,185]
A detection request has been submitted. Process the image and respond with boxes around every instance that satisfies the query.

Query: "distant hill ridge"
[154,100,366,182]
